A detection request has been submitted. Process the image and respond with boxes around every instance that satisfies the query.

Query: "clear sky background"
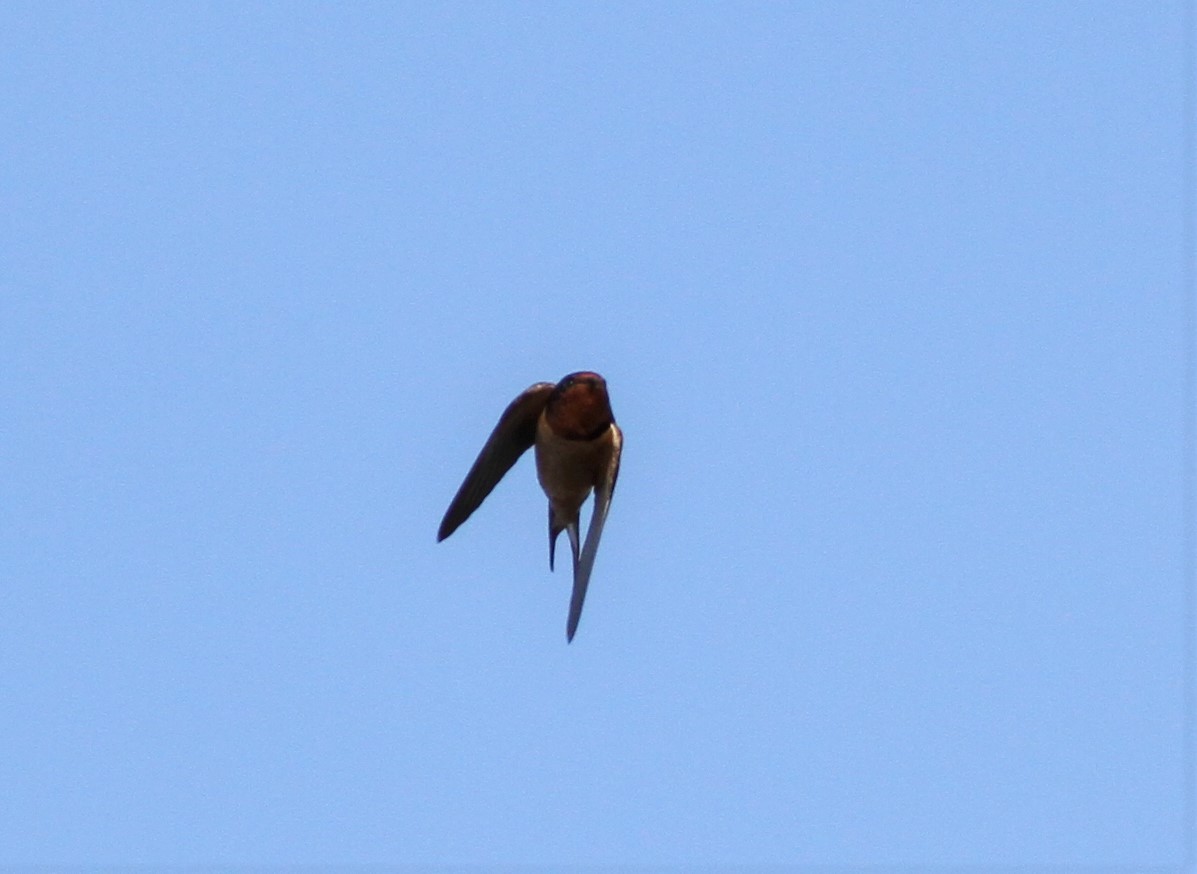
[0,2,1191,868]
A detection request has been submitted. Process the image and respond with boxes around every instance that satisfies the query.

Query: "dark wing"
[566,423,622,642]
[437,382,555,542]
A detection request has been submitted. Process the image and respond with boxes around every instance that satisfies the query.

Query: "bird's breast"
[534,415,616,511]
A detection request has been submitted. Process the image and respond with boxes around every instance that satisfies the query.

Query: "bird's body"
[437,372,622,642]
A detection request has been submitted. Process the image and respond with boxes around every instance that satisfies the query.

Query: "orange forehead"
[558,381,602,404]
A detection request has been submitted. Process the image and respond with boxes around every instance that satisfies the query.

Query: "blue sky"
[0,2,1191,868]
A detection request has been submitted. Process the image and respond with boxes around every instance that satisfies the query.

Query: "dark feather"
[437,382,555,542]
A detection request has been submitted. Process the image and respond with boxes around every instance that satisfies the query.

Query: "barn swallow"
[437,372,623,642]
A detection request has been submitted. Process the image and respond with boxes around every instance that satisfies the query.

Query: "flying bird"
[437,372,623,642]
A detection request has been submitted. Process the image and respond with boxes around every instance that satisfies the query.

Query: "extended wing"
[566,423,622,642]
[437,382,555,542]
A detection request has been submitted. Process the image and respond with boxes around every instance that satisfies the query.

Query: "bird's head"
[544,372,614,440]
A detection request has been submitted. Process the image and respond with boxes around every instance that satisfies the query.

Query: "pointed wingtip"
[437,514,464,542]
[566,600,582,642]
